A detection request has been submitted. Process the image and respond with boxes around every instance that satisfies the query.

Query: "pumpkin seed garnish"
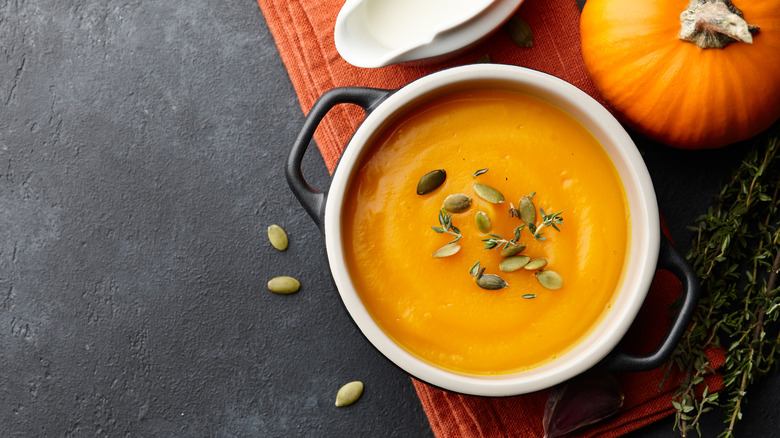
[472,168,489,178]
[473,182,505,204]
[267,276,300,294]
[423,183,566,298]
[500,243,527,257]
[416,169,447,195]
[433,243,461,258]
[335,381,364,407]
[443,193,473,213]
[506,15,533,48]
[536,270,563,290]
[524,257,548,270]
[499,255,531,272]
[517,195,537,226]
[475,211,492,233]
[476,273,509,290]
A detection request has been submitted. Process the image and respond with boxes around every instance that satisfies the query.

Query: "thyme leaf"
[432,208,462,243]
[469,261,481,277]
[482,226,524,250]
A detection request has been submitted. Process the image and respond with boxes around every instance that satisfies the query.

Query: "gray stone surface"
[0,0,777,437]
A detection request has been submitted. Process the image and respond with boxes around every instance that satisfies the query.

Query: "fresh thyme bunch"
[669,128,780,437]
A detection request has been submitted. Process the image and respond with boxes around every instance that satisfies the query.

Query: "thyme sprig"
[431,208,462,243]
[529,209,564,241]
[668,129,780,438]
[482,226,524,250]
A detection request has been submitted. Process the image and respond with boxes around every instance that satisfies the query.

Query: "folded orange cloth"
[256,0,723,436]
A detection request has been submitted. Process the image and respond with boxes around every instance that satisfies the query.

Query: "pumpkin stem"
[679,0,760,49]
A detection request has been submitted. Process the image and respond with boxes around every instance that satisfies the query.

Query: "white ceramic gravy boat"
[334,0,523,68]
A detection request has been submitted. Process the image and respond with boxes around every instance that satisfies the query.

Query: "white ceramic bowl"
[334,0,524,68]
[287,64,699,396]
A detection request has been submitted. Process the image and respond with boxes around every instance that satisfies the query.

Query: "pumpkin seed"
[499,255,531,272]
[476,274,509,290]
[433,243,461,258]
[473,182,505,204]
[524,257,548,270]
[335,381,364,407]
[471,168,489,178]
[500,243,527,257]
[506,16,533,48]
[475,211,492,233]
[536,270,563,290]
[416,169,446,195]
[267,224,288,251]
[518,196,536,226]
[267,276,300,294]
[443,193,472,213]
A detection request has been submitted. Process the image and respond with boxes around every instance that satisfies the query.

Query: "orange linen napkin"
[256,0,724,436]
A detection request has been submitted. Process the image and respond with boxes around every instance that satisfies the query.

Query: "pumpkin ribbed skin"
[580,0,780,149]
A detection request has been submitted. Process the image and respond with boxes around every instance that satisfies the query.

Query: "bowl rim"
[323,64,660,396]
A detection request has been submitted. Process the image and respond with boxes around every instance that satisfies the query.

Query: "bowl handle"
[286,87,392,231]
[598,233,701,371]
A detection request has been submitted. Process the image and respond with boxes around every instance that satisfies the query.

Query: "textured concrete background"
[1,0,778,437]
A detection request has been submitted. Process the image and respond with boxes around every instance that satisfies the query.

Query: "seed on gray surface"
[267,276,300,294]
[267,224,289,250]
[335,381,364,407]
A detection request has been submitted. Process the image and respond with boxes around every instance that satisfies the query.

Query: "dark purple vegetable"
[543,371,624,438]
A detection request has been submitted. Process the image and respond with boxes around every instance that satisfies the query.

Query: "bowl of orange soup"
[286,64,699,396]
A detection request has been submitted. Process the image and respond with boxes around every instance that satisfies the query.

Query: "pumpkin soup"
[342,89,629,375]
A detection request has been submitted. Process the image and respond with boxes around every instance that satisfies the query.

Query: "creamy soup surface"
[343,89,630,375]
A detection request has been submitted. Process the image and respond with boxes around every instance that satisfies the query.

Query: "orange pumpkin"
[580,0,780,149]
